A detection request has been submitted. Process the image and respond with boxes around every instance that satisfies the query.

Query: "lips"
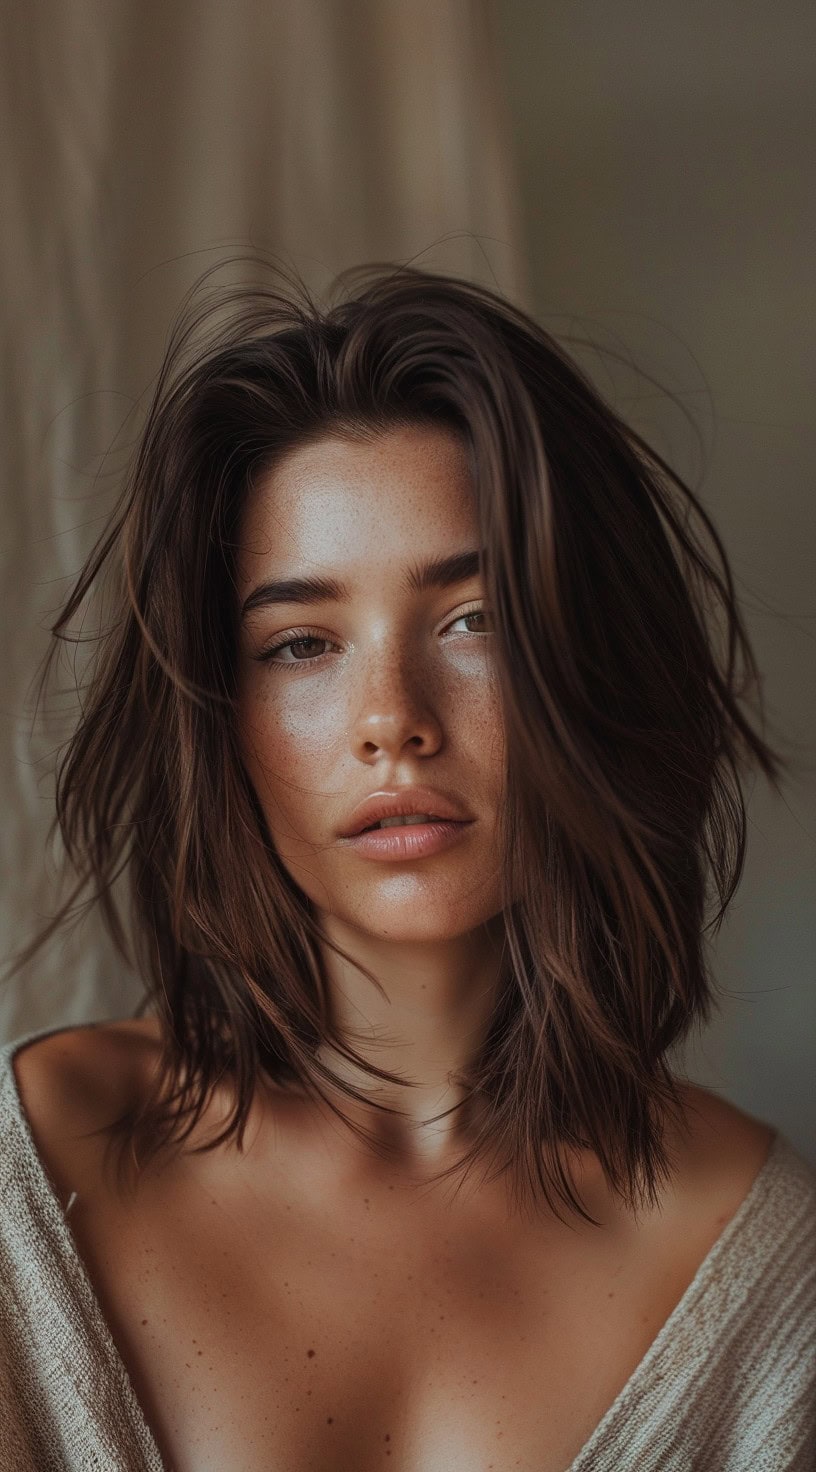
[339,786,473,838]
[342,818,473,862]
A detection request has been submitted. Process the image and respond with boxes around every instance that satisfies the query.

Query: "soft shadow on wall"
[493,0,816,1161]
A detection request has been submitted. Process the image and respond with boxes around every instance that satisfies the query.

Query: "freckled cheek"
[461,668,504,735]
[445,652,505,750]
[238,686,342,813]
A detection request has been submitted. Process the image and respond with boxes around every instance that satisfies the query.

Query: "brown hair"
[11,259,789,1222]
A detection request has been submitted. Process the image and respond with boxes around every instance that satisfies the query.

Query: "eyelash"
[256,605,493,667]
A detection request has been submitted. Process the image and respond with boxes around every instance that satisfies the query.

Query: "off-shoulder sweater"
[1,1023,814,1471]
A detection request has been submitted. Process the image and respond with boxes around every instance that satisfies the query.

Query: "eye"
[256,629,336,665]
[255,605,493,667]
[446,606,493,638]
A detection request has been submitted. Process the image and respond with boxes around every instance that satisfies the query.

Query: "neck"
[312,911,507,1171]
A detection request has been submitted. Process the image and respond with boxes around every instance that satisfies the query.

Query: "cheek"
[463,673,505,748]
[449,655,506,778]
[236,680,345,820]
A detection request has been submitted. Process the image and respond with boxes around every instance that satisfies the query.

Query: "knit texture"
[1,1023,814,1472]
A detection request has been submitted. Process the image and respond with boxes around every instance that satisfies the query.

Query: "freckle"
[307,1348,316,1358]
[607,1291,615,1299]
[197,1350,203,1356]
[327,1417,334,1425]
[385,1433,391,1442]
[472,1379,478,1385]
[141,1318,148,1326]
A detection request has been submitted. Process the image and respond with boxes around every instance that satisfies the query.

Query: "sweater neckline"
[0,1018,787,1472]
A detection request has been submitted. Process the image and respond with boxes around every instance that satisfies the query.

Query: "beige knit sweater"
[1,1024,814,1472]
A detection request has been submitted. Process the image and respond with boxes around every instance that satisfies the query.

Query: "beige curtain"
[0,0,529,1039]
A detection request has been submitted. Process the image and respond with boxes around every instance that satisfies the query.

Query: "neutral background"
[2,1,813,1160]
[493,0,815,1160]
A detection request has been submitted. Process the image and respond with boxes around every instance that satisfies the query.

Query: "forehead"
[236,423,476,576]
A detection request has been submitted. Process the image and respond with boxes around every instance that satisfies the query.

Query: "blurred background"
[1,1,813,1159]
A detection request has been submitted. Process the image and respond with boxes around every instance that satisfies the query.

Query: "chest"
[67,1163,696,1472]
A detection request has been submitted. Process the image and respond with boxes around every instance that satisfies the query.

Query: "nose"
[349,644,444,762]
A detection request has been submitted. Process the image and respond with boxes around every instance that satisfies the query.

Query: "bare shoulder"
[669,1078,777,1208]
[13,1017,163,1117]
[12,1018,163,1189]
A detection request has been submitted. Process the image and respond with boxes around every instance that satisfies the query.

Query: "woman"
[1,262,813,1472]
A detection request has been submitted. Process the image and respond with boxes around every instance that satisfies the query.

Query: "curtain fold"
[0,0,529,1038]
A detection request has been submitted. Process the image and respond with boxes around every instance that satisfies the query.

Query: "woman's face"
[234,422,506,944]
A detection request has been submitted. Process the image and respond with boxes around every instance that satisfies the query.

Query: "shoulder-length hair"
[14,259,788,1222]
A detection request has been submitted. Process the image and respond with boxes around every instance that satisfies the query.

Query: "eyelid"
[255,601,490,665]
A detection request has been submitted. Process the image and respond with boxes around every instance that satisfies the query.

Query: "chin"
[335,902,499,946]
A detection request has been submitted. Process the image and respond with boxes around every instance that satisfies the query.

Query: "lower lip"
[341,819,474,861]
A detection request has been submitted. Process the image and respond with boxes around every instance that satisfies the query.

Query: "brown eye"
[448,607,493,636]
[287,637,327,661]
[257,632,333,665]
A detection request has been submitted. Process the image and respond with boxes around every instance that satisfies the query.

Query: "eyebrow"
[241,548,485,620]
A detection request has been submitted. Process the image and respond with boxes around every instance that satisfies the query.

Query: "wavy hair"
[11,259,788,1222]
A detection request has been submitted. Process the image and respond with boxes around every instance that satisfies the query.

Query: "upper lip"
[339,786,474,837]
